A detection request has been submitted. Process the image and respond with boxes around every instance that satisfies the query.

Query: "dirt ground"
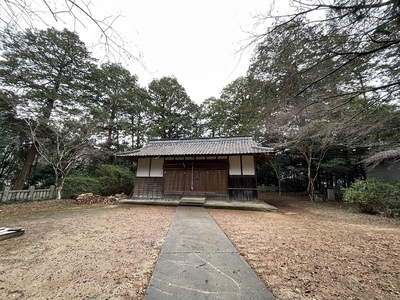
[0,201,175,300]
[1,194,400,300]
[210,193,400,300]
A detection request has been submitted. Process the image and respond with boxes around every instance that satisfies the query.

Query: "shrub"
[62,164,134,199]
[380,181,400,217]
[344,178,400,217]
[63,175,101,199]
[94,164,134,196]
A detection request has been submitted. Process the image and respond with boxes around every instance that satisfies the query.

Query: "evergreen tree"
[147,76,199,139]
[0,27,96,189]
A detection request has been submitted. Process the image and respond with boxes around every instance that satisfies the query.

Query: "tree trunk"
[12,98,55,190]
[278,179,282,196]
[56,183,62,200]
[136,114,142,149]
[305,148,315,201]
[54,172,65,200]
[11,143,38,190]
[131,115,135,149]
[308,177,315,202]
[270,159,282,196]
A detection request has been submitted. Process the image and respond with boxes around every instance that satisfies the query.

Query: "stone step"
[179,197,206,206]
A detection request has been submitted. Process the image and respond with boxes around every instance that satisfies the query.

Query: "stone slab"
[117,199,277,212]
[143,206,275,300]
[180,197,207,206]
[161,207,238,253]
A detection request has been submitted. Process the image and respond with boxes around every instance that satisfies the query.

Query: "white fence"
[0,186,56,203]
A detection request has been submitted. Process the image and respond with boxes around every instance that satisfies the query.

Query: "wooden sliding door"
[163,160,228,199]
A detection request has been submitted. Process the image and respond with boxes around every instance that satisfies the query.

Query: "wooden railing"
[0,186,56,203]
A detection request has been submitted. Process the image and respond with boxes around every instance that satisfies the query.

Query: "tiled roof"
[117,137,274,157]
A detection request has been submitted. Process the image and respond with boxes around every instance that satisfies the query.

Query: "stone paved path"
[143,206,275,300]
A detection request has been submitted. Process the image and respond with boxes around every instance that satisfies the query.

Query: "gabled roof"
[117,136,274,158]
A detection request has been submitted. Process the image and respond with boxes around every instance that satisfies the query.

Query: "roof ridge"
[148,136,253,144]
[116,136,276,157]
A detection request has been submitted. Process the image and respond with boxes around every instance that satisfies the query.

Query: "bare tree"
[249,2,400,168]
[0,0,139,61]
[28,116,98,199]
[269,152,286,196]
[252,0,400,105]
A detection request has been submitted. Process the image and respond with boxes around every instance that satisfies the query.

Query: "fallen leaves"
[209,193,400,300]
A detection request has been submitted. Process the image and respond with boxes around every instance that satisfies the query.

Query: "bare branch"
[0,0,143,64]
[293,0,395,11]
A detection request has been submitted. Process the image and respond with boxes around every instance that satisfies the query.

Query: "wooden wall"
[163,160,228,200]
[132,177,163,199]
[228,176,258,201]
[228,155,258,200]
[132,155,259,201]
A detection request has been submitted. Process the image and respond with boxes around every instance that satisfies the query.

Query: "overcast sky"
[78,0,285,104]
[17,0,291,104]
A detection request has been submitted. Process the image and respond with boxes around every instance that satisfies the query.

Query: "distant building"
[117,136,275,201]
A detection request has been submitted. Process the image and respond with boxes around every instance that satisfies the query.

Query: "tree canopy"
[1,3,399,200]
[0,27,96,189]
[244,0,400,197]
[254,0,400,108]
[147,76,199,139]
